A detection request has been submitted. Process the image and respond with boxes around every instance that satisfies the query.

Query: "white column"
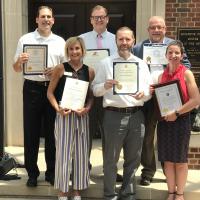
[2,0,28,146]
[136,0,166,43]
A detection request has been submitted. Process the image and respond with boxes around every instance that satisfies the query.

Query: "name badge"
[64,72,73,76]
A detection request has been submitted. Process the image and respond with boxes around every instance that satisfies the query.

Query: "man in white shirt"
[92,27,152,200]
[13,6,65,187]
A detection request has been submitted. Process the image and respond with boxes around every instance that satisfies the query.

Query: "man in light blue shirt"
[80,5,123,181]
[79,5,117,55]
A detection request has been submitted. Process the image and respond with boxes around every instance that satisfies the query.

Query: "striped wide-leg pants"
[54,112,90,193]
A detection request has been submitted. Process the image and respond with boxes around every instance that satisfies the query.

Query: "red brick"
[188,22,195,27]
[167,0,177,3]
[177,7,191,12]
[193,165,200,170]
[188,153,194,158]
[188,165,194,169]
[195,154,200,158]
[178,0,191,2]
[166,12,173,17]
[181,3,189,8]
[180,13,188,17]
[166,3,173,8]
[190,148,198,152]
[192,8,200,12]
[195,22,200,27]
[189,159,198,164]
[180,21,187,26]
[188,3,196,8]
[188,12,196,17]
[192,0,200,3]
[167,27,176,31]
[173,22,180,27]
[173,13,180,17]
[173,3,180,8]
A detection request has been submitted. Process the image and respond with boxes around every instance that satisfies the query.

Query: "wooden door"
[28,0,136,40]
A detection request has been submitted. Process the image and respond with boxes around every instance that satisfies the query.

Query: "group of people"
[13,4,200,200]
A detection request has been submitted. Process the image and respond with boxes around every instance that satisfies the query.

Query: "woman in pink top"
[156,40,200,200]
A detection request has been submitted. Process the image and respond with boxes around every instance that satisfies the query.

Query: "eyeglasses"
[91,15,107,21]
[149,26,165,30]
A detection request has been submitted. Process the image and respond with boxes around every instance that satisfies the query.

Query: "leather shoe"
[26,177,37,187]
[140,177,152,186]
[45,175,54,186]
[116,173,123,182]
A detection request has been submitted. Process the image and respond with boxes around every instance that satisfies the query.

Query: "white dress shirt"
[14,29,66,81]
[92,52,152,108]
[79,30,117,55]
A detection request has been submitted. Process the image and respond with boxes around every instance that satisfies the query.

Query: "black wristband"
[175,110,180,117]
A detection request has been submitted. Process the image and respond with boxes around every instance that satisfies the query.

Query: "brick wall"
[188,147,200,169]
[165,0,200,39]
[165,0,200,170]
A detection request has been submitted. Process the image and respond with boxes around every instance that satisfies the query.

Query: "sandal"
[175,193,184,200]
[167,192,175,200]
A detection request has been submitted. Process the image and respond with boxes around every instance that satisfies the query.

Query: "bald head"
[148,16,166,27]
[148,16,166,43]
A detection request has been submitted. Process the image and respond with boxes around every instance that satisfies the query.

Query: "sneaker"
[71,196,81,200]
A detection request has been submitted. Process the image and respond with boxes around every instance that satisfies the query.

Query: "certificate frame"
[83,49,110,70]
[23,44,48,75]
[143,43,168,66]
[113,62,139,95]
[153,79,184,120]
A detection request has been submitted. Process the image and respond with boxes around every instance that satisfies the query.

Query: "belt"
[25,79,49,87]
[105,106,141,114]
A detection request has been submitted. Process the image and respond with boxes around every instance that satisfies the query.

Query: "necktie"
[97,34,102,49]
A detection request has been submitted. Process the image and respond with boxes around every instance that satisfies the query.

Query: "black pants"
[141,98,157,179]
[23,80,56,178]
[89,97,104,157]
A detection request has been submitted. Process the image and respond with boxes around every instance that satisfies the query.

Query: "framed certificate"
[23,44,48,75]
[153,79,184,119]
[60,77,89,111]
[83,49,110,71]
[113,62,139,95]
[143,43,168,65]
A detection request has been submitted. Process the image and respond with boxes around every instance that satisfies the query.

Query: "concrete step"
[0,139,199,200]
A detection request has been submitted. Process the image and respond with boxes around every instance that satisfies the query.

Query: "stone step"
[1,140,199,200]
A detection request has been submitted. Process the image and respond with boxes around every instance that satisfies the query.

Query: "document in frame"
[113,62,139,95]
[23,44,48,75]
[60,77,89,111]
[83,49,110,71]
[153,79,183,119]
[143,43,167,73]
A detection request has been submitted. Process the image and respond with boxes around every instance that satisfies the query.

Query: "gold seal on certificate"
[113,62,139,95]
[143,43,167,74]
[116,83,122,90]
[60,77,89,111]
[153,79,184,120]
[23,44,48,75]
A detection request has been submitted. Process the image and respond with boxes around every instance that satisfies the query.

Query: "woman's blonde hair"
[65,36,86,59]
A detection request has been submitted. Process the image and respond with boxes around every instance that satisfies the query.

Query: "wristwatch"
[175,110,180,117]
